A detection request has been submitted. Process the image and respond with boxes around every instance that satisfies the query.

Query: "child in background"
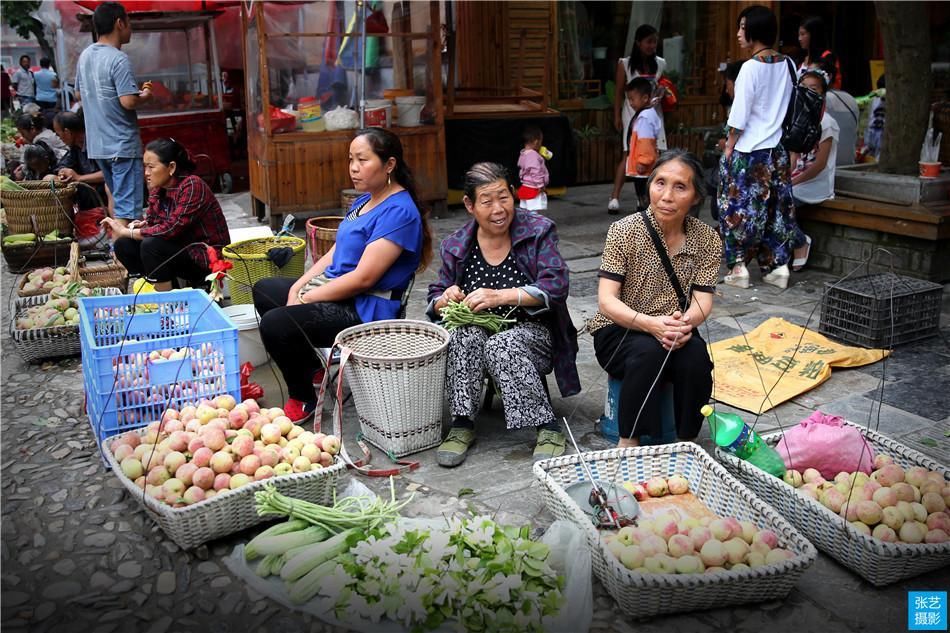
[624,77,661,213]
[517,125,549,212]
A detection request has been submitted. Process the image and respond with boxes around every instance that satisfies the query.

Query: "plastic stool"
[599,376,676,445]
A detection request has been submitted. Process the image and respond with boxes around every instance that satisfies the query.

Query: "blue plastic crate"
[78,289,241,446]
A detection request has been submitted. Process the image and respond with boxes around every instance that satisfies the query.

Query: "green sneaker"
[533,429,567,462]
[436,427,476,467]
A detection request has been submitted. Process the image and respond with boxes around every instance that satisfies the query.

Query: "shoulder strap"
[640,211,688,311]
[785,56,798,88]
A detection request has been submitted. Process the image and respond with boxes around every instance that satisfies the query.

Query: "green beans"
[439,301,516,334]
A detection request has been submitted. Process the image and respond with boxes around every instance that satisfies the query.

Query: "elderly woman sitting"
[589,149,723,448]
[427,162,579,466]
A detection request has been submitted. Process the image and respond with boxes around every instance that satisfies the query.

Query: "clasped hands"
[646,310,693,351]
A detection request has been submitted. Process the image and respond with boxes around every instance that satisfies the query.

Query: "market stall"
[241,1,446,228]
[75,2,239,192]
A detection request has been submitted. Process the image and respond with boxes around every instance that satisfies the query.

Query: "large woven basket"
[2,215,74,274]
[1,180,77,236]
[334,320,449,458]
[305,216,344,264]
[534,443,817,619]
[222,236,306,305]
[101,432,346,549]
[716,421,950,586]
[10,287,121,363]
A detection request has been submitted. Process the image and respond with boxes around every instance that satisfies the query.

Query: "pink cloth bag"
[774,411,876,479]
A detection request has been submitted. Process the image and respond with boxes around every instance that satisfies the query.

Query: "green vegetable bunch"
[439,300,516,335]
[319,515,564,632]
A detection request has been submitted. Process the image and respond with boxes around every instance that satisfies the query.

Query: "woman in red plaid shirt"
[102,138,229,290]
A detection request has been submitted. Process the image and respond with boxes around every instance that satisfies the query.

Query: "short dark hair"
[625,77,653,97]
[738,5,777,46]
[39,58,51,68]
[646,149,706,212]
[19,55,30,64]
[16,112,45,132]
[23,143,55,167]
[54,111,85,134]
[522,125,542,145]
[93,2,128,38]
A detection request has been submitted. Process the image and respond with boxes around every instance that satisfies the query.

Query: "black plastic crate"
[819,273,943,348]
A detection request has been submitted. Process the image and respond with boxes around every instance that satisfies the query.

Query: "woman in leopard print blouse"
[590,149,723,448]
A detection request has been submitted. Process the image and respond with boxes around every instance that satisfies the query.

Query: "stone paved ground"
[2,184,948,633]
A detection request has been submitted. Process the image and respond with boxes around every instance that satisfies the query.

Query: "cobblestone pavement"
[2,185,948,633]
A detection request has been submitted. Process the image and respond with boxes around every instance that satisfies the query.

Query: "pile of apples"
[622,474,690,500]
[16,296,81,329]
[782,455,949,544]
[604,512,795,575]
[108,394,341,508]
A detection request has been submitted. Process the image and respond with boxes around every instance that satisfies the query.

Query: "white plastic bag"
[324,106,360,131]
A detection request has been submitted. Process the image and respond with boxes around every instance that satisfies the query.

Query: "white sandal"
[723,263,750,289]
[763,264,790,289]
[792,235,812,272]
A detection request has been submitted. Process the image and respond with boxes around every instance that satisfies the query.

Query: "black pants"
[113,236,207,284]
[252,277,361,402]
[593,324,713,440]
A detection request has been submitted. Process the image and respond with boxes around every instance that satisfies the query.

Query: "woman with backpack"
[717,5,804,290]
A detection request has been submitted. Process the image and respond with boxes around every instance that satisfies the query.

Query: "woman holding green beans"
[427,162,579,467]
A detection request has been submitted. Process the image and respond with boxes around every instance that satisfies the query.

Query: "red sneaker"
[284,398,316,423]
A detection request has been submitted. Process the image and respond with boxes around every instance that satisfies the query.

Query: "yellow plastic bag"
[708,317,889,414]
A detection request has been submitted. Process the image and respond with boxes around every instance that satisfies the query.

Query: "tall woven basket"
[1,181,77,236]
[333,320,449,457]
[222,236,306,304]
[305,216,344,263]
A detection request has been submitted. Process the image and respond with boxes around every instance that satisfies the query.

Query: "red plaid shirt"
[139,174,230,271]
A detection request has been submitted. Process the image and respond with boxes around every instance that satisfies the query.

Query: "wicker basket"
[716,421,950,586]
[305,216,344,263]
[101,433,346,549]
[10,287,121,363]
[534,443,817,619]
[17,265,67,297]
[334,320,449,457]
[222,236,306,305]
[341,188,361,211]
[1,180,77,236]
[2,215,74,274]
[77,259,129,293]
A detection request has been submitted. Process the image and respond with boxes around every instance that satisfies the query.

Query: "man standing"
[11,55,36,106]
[75,1,151,227]
[34,58,60,111]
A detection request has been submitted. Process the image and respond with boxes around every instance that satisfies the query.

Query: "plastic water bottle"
[701,405,786,478]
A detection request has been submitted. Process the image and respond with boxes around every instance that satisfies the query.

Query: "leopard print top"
[587,208,722,333]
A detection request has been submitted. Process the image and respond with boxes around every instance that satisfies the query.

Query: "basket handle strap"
[67,242,81,283]
[314,344,420,477]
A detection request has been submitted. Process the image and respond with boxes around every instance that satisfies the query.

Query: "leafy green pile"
[318,516,563,632]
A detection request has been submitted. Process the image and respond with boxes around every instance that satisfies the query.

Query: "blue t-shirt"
[324,191,423,322]
[34,68,58,102]
[75,44,142,159]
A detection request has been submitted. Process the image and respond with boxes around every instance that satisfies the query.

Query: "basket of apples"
[102,395,346,550]
[534,443,817,619]
[716,420,950,585]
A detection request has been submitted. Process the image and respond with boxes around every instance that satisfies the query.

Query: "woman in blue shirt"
[252,127,432,422]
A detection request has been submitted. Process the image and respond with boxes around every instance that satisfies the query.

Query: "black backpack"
[780,58,824,153]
